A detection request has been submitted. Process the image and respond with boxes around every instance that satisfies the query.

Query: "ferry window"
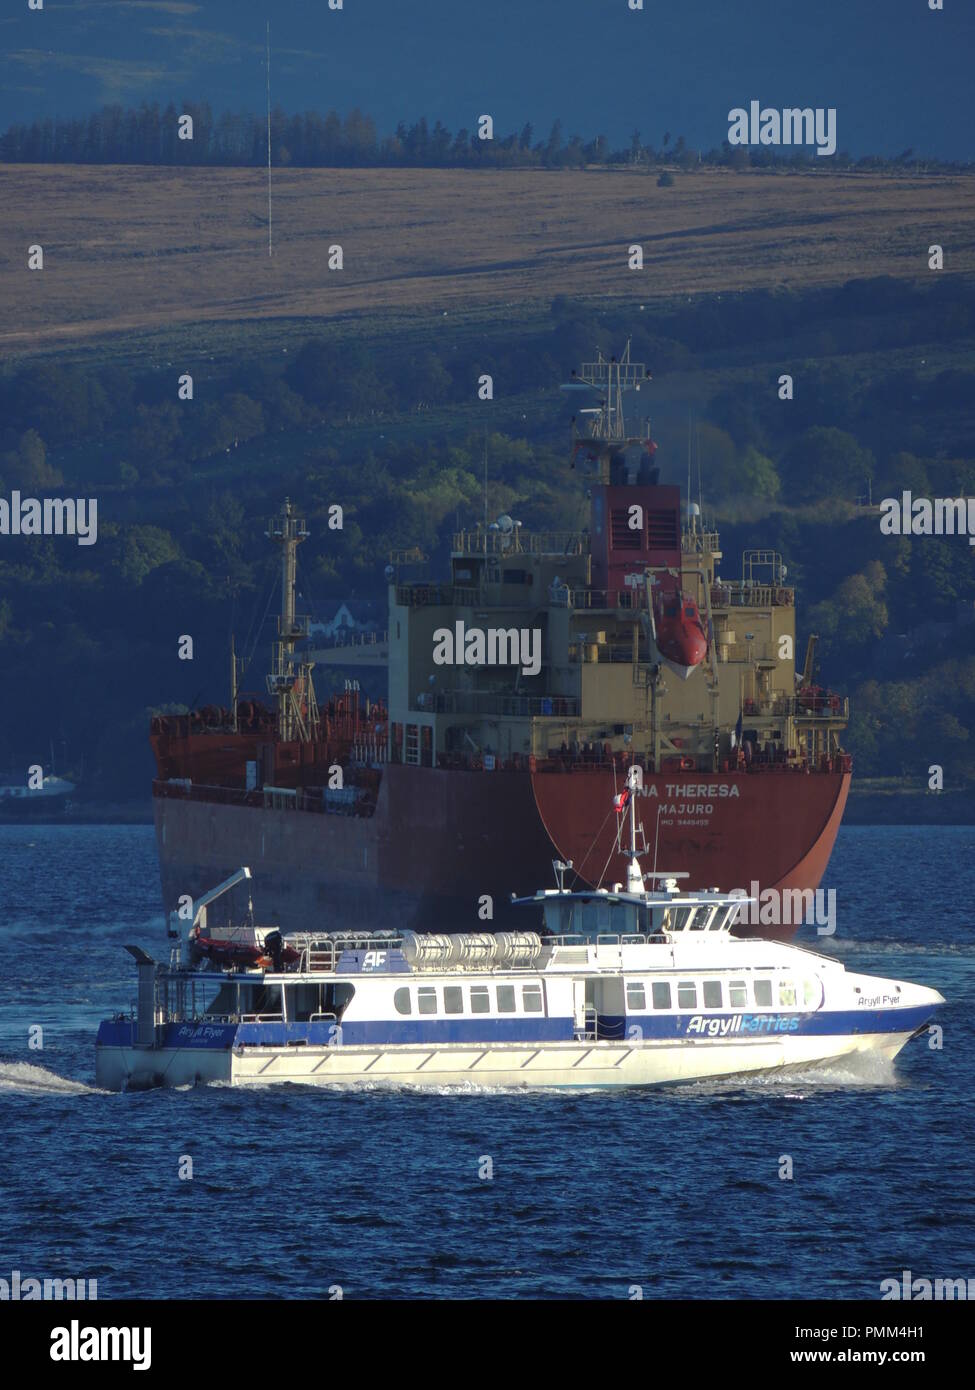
[652,982,672,1010]
[703,980,722,1009]
[671,908,694,932]
[699,908,718,932]
[707,909,726,932]
[393,988,412,1016]
[496,985,516,1013]
[778,981,797,1008]
[417,986,438,1015]
[803,979,820,1008]
[688,910,706,931]
[728,979,747,1008]
[469,986,490,1014]
[626,982,646,1011]
[677,981,697,1009]
[522,984,543,1013]
[754,980,773,1007]
[443,986,464,1015]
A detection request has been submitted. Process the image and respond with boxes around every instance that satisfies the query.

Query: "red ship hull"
[152,765,849,940]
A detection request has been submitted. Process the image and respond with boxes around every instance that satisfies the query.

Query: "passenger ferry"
[96,791,943,1091]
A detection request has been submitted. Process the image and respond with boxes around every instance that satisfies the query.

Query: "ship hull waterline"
[153,766,851,941]
[95,1026,913,1093]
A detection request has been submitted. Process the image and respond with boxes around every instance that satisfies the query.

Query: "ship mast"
[265,499,320,743]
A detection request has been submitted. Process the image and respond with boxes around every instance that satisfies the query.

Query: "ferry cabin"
[95,882,940,1092]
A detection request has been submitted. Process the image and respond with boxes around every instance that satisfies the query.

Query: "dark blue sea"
[0,823,971,1300]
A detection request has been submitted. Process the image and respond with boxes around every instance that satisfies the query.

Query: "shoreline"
[0,787,971,829]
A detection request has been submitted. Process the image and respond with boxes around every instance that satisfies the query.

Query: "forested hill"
[1,102,968,173]
[1,283,974,801]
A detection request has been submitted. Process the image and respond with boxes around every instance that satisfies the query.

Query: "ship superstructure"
[151,345,851,938]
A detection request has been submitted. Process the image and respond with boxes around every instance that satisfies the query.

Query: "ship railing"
[791,695,849,720]
[289,933,403,973]
[682,529,721,554]
[710,583,794,609]
[396,584,480,608]
[718,641,777,664]
[452,531,588,557]
[569,642,641,664]
[319,631,388,648]
[544,932,668,947]
[561,589,640,611]
[240,1012,285,1023]
[152,780,380,819]
[430,691,580,718]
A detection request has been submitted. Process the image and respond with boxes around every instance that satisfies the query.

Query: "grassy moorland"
[2,165,975,358]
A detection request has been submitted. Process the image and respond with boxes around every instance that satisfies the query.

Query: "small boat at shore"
[96,791,944,1092]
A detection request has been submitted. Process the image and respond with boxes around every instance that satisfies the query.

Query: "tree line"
[0,101,968,174]
[1,283,974,795]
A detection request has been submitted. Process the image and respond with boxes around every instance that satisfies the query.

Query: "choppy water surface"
[0,823,971,1299]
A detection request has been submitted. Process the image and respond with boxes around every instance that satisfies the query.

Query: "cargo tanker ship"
[151,344,851,939]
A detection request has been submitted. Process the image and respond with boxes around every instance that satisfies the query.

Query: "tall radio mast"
[266,21,272,258]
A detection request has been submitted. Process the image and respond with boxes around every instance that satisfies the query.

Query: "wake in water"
[0,1059,99,1095]
[671,1048,901,1099]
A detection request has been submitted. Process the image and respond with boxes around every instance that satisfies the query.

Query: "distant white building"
[310,600,385,644]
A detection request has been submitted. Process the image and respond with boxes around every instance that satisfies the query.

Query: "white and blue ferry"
[96,793,943,1091]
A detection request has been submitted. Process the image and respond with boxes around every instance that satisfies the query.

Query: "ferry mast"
[265,499,319,743]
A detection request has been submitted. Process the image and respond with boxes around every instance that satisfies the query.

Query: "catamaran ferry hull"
[95,1015,932,1093]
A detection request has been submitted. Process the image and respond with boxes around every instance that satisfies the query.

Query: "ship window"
[778,981,797,1008]
[522,984,543,1013]
[699,908,719,932]
[652,982,672,1010]
[417,986,438,1015]
[394,988,412,1016]
[626,982,646,1011]
[469,986,490,1014]
[728,979,747,1008]
[754,980,773,1007]
[405,725,420,766]
[443,986,464,1015]
[677,981,697,1009]
[496,985,516,1013]
[670,908,694,933]
[688,910,705,931]
[703,980,722,1009]
[803,979,820,1008]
